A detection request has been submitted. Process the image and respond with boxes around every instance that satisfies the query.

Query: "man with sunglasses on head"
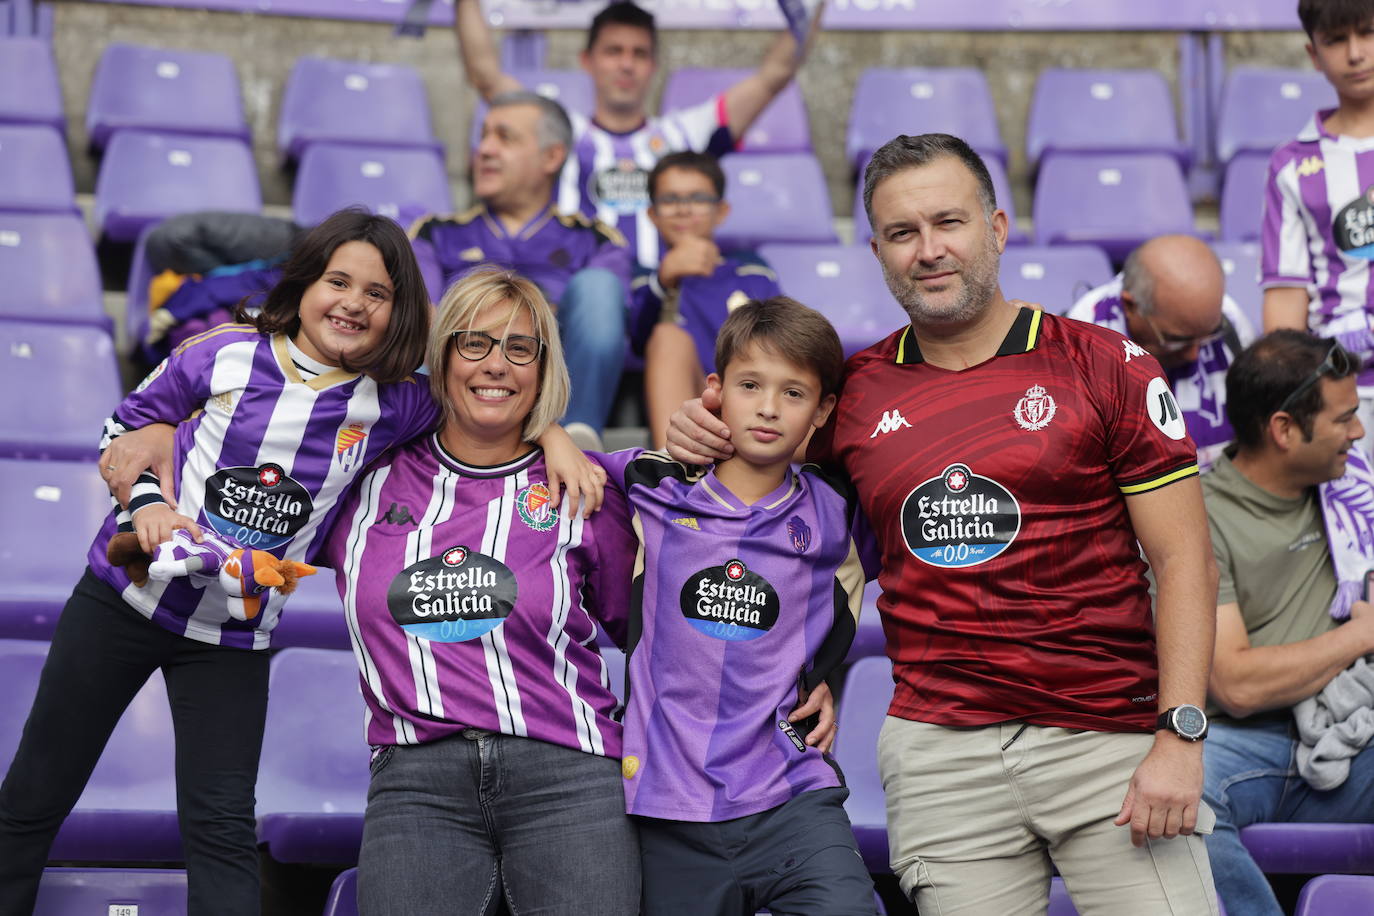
[1068,235,1255,470]
[1201,330,1374,916]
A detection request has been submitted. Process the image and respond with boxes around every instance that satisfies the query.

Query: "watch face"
[1175,705,1207,738]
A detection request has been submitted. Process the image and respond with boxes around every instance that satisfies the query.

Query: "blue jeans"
[558,267,626,432]
[1203,717,1374,915]
[358,729,639,916]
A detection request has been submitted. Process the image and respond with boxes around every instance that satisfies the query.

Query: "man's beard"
[881,231,999,327]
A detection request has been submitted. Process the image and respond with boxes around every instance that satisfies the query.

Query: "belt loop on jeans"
[1001,723,1029,751]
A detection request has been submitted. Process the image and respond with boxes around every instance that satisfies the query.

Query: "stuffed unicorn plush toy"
[107,528,315,621]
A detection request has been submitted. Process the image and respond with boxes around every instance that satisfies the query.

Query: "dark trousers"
[0,569,270,916]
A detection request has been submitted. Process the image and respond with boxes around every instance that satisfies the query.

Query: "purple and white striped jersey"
[323,438,636,756]
[87,325,438,649]
[1264,109,1374,383]
[603,450,866,822]
[1067,275,1255,471]
[561,96,733,269]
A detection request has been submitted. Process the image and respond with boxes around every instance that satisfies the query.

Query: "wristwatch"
[1156,704,1209,741]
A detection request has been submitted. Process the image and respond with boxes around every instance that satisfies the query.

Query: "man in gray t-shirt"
[1202,330,1374,916]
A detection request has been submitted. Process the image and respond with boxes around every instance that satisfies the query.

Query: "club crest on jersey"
[335,423,368,471]
[1146,377,1188,440]
[1335,186,1374,259]
[901,463,1022,568]
[680,558,780,641]
[202,465,313,551]
[516,483,559,532]
[387,547,518,642]
[1013,384,1057,431]
[787,515,812,553]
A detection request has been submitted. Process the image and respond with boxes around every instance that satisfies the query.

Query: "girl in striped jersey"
[322,268,641,915]
[0,210,441,916]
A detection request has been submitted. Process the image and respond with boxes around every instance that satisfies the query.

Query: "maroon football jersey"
[812,308,1198,731]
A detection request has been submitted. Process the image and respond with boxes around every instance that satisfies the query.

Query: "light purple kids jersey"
[561,96,733,268]
[1264,108,1374,384]
[323,438,637,756]
[1067,274,1255,471]
[603,449,866,822]
[87,325,438,649]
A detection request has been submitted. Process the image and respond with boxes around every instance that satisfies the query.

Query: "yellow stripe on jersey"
[896,326,912,363]
[1119,464,1199,495]
[171,322,257,357]
[1024,307,1043,351]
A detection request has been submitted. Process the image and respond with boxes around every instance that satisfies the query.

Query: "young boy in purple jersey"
[1264,0,1374,450]
[638,152,783,448]
[601,297,877,915]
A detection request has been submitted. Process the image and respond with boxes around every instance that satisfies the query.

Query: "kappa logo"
[870,408,912,439]
[381,503,418,527]
[671,517,701,530]
[1123,339,1149,363]
[1013,385,1057,431]
[1296,156,1325,177]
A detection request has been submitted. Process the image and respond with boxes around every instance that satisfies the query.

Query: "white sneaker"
[564,422,604,452]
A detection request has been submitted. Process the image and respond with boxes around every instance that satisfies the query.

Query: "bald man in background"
[1067,235,1256,470]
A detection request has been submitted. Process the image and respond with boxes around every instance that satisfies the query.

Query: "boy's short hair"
[587,1,656,51]
[714,297,845,398]
[1226,329,1360,449]
[648,151,726,201]
[1299,0,1374,39]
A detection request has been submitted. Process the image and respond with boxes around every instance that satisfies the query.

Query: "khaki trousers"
[878,717,1219,916]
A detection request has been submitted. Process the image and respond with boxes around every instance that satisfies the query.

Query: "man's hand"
[789,679,837,754]
[1115,733,1204,847]
[658,237,722,290]
[100,423,177,509]
[665,385,733,465]
[133,503,203,555]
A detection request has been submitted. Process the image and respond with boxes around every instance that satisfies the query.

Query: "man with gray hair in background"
[1067,235,1256,470]
[410,91,631,449]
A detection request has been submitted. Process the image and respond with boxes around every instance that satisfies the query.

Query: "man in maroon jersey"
[668,133,1220,914]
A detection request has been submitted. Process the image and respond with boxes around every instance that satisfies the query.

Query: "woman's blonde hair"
[426,267,570,442]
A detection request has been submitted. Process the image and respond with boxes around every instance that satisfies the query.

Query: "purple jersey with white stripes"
[409,203,631,306]
[1264,109,1374,383]
[631,255,781,373]
[323,438,636,757]
[561,96,733,269]
[1067,274,1255,471]
[87,325,438,649]
[604,450,865,822]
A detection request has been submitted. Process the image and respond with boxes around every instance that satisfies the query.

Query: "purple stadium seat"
[843,580,885,664]
[847,68,1005,168]
[1026,69,1189,170]
[660,67,809,153]
[716,154,835,252]
[0,124,75,213]
[34,868,188,916]
[600,645,626,704]
[1240,823,1374,875]
[756,243,898,357]
[1295,874,1374,916]
[0,460,110,638]
[0,322,121,460]
[1217,67,1336,165]
[0,212,105,327]
[0,37,64,135]
[278,57,439,161]
[292,143,452,228]
[998,245,1114,314]
[323,867,359,916]
[50,669,181,861]
[853,151,1026,245]
[94,131,261,242]
[1032,153,1194,263]
[256,648,370,864]
[469,69,594,151]
[271,569,350,650]
[1219,151,1268,243]
[833,655,895,872]
[125,224,155,345]
[1211,241,1262,333]
[86,43,248,151]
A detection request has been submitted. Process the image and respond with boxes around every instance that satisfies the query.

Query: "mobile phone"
[1364,570,1374,603]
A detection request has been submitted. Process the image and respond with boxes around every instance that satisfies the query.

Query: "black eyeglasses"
[652,192,721,209]
[1275,341,1356,416]
[451,330,544,366]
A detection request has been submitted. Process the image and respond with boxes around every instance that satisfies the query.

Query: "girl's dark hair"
[237,208,430,384]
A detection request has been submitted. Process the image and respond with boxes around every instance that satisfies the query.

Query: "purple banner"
[83,0,1303,30]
